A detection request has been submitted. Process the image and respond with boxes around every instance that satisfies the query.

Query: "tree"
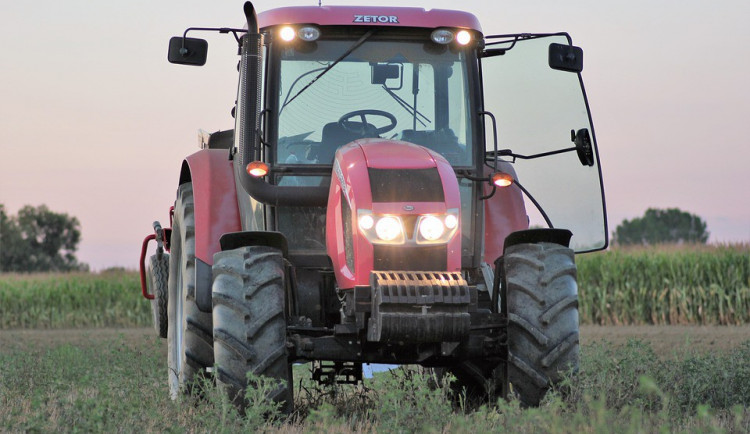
[0,204,88,272]
[613,208,709,246]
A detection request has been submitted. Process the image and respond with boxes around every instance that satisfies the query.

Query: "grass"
[0,332,747,432]
[0,245,747,430]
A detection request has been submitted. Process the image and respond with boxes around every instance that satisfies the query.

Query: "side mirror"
[167,36,208,66]
[572,128,594,166]
[549,43,583,73]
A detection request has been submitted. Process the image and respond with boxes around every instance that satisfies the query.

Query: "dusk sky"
[1,0,748,270]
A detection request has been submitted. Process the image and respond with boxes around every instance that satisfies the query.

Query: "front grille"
[368,168,444,203]
[373,245,447,271]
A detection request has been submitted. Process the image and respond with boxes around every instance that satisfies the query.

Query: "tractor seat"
[316,121,375,164]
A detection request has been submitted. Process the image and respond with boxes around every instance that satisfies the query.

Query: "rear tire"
[167,183,214,399]
[148,253,169,339]
[505,241,579,406]
[212,245,293,414]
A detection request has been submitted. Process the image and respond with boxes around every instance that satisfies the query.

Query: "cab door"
[480,34,607,252]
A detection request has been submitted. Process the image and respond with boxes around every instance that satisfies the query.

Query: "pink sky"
[1,0,749,270]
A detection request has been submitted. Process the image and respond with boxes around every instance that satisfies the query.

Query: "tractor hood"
[325,139,462,288]
[358,139,440,169]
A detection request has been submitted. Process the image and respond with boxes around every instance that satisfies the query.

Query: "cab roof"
[257,6,482,33]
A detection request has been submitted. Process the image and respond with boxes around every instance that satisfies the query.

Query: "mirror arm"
[181,27,248,50]
[479,111,499,172]
[501,146,577,160]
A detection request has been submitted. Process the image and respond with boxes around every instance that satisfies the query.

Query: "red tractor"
[140,2,607,411]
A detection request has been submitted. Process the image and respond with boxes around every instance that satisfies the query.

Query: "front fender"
[181,150,242,266]
[179,150,241,312]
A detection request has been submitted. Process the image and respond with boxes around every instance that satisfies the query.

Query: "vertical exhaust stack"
[244,1,258,33]
[237,1,330,207]
[237,2,263,195]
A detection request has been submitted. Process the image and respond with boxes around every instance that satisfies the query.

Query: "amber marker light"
[491,172,514,188]
[246,161,269,177]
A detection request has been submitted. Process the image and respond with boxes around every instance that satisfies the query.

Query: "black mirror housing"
[572,128,594,166]
[371,63,400,84]
[549,43,583,73]
[168,37,208,66]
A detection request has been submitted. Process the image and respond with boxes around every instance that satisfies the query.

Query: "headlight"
[418,215,445,241]
[375,216,402,242]
[357,210,405,245]
[416,209,460,245]
[357,209,458,245]
[279,26,296,42]
[358,214,374,231]
[297,26,321,42]
[455,30,472,46]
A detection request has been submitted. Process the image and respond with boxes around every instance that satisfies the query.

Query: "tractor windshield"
[273,36,475,167]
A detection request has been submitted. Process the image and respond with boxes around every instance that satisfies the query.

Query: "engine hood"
[354,138,441,169]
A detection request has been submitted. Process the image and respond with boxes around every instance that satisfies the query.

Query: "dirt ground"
[580,325,750,357]
[1,326,748,359]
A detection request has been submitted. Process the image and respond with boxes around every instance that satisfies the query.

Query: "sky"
[1,0,749,271]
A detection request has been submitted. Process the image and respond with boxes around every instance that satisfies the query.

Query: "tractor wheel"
[167,183,214,399]
[148,253,170,338]
[211,246,293,414]
[505,241,579,406]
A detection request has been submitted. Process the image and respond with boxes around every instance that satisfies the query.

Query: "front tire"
[167,183,214,399]
[148,253,169,339]
[212,245,293,414]
[505,241,579,406]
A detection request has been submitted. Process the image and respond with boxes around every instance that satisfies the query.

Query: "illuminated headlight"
[376,216,402,242]
[357,210,405,245]
[416,209,459,244]
[419,215,444,241]
[456,30,472,45]
[279,26,296,42]
[358,214,374,230]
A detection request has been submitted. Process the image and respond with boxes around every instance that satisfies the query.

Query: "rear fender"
[180,149,242,311]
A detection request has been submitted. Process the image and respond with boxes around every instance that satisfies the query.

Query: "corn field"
[0,244,748,329]
[577,244,750,325]
[0,270,150,328]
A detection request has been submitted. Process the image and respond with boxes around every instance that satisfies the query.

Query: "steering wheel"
[338,109,397,136]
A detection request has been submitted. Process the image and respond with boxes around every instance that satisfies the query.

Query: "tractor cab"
[226,6,607,273]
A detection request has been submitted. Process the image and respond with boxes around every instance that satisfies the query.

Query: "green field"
[0,329,748,432]
[1,245,748,431]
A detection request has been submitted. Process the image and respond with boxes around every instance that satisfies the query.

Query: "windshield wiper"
[380,85,430,127]
[281,30,376,112]
[279,67,327,116]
